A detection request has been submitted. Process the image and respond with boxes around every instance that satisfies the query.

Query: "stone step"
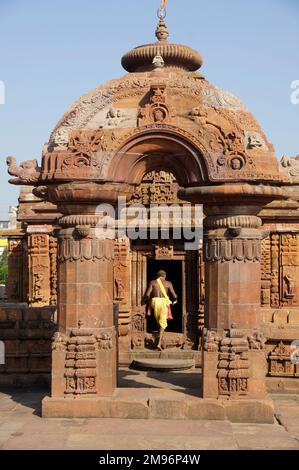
[130,358,195,372]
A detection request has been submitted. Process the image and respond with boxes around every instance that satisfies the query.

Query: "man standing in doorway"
[145,270,178,351]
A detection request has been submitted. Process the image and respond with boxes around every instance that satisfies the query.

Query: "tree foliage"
[0,248,8,285]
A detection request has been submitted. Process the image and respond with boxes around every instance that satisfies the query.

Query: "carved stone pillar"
[202,209,268,400]
[50,213,116,399]
[204,211,262,331]
[27,226,52,307]
[39,182,133,416]
[179,184,286,422]
[49,235,58,306]
[6,235,26,302]
[114,236,131,354]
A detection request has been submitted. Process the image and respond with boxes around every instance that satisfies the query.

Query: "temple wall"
[0,304,56,386]
[0,190,299,392]
[259,221,299,392]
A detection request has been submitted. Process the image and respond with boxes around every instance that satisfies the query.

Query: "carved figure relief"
[138,84,174,126]
[130,170,180,205]
[262,233,299,309]
[155,243,174,260]
[28,233,51,306]
[131,313,145,350]
[204,326,251,398]
[245,131,267,150]
[48,236,58,306]
[6,238,24,302]
[114,237,131,339]
[64,327,97,395]
[269,341,299,378]
[261,236,271,307]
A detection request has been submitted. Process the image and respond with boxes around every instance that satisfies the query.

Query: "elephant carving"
[6,156,40,184]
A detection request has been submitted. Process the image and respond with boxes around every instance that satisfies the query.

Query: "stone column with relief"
[179,184,286,423]
[38,182,133,417]
[27,226,52,307]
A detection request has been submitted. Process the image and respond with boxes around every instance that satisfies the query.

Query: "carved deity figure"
[230,158,243,171]
[153,107,166,123]
[284,274,295,299]
[115,277,125,300]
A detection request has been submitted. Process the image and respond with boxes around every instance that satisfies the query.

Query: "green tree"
[0,248,8,285]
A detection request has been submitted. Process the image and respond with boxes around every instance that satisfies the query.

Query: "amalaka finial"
[156,0,169,42]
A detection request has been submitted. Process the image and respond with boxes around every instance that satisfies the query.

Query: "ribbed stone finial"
[156,1,169,42]
[121,0,203,73]
[155,17,169,42]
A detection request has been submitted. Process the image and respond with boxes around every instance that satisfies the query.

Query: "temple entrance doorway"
[146,258,183,334]
[118,169,204,358]
[130,240,202,353]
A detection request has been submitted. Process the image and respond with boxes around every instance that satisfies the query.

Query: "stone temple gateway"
[1,8,299,422]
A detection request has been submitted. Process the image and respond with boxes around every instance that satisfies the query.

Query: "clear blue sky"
[0,0,298,218]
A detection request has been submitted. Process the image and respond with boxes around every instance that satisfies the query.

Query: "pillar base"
[42,390,274,423]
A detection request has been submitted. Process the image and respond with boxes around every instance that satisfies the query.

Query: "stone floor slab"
[0,373,298,450]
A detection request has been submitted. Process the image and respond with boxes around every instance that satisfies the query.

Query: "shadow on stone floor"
[0,387,49,417]
[0,368,202,414]
[118,368,202,398]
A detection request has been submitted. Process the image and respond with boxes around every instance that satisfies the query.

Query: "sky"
[0,0,298,218]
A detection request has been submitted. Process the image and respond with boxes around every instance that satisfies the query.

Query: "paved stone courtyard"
[0,369,299,450]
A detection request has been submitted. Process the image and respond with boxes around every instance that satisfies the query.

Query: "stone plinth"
[42,388,274,423]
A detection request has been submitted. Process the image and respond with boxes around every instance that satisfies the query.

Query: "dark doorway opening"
[146,259,183,334]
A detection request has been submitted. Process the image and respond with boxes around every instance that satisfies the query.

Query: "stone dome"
[40,15,285,188]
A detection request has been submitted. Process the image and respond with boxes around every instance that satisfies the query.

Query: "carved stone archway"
[108,127,210,187]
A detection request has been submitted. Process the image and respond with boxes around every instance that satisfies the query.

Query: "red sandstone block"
[23,309,41,322]
[6,309,22,321]
[225,397,274,424]
[0,309,7,321]
[186,399,226,420]
[149,397,187,419]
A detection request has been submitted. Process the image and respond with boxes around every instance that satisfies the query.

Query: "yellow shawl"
[157,278,172,306]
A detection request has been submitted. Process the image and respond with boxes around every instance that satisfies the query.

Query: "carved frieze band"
[204,327,266,398]
[204,237,261,263]
[59,215,107,228]
[204,215,262,230]
[58,237,114,263]
[53,326,114,396]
